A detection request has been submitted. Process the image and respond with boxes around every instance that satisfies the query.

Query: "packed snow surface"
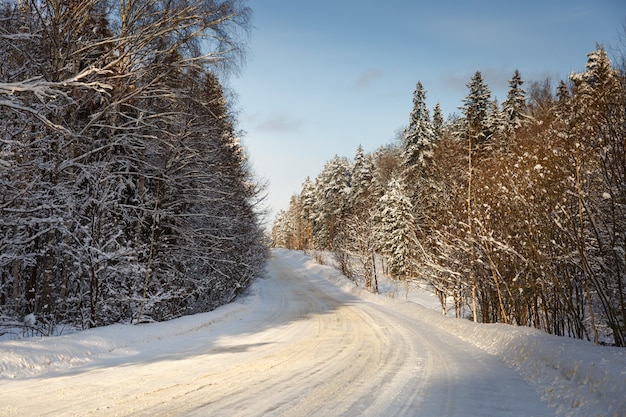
[1,249,625,416]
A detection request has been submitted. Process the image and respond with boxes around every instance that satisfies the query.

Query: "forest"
[272,46,626,347]
[0,0,267,335]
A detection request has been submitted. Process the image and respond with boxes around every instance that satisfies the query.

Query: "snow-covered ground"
[1,249,624,416]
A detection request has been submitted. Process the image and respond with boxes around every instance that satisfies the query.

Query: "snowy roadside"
[0,283,262,379]
[1,249,625,417]
[291,249,626,417]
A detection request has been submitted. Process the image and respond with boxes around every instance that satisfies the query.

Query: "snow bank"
[2,249,624,417]
[422,310,626,417]
[0,283,261,379]
[285,249,626,417]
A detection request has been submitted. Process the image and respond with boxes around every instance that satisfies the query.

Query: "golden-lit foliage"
[274,46,626,346]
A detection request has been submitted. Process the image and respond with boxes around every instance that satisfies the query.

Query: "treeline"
[0,0,267,334]
[273,47,626,347]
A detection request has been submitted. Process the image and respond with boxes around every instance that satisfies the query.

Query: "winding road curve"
[1,251,552,416]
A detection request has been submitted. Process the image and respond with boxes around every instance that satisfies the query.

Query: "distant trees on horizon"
[272,45,626,347]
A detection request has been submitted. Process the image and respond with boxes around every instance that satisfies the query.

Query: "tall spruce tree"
[378,178,417,281]
[312,156,352,249]
[459,71,492,321]
[300,177,315,249]
[461,71,493,148]
[402,82,436,178]
[502,69,528,134]
[432,102,444,140]
[350,145,374,213]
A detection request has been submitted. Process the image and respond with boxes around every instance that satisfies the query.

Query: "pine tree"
[350,145,374,213]
[486,98,507,146]
[312,156,352,249]
[459,71,492,321]
[502,69,528,134]
[555,80,572,119]
[433,102,444,140]
[271,210,288,248]
[378,179,417,280]
[300,177,316,249]
[461,71,493,148]
[402,82,437,177]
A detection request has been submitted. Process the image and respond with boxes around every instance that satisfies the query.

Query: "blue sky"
[229,0,625,226]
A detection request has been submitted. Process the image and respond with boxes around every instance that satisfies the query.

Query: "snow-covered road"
[2,250,624,416]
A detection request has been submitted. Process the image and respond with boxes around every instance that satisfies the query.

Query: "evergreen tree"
[300,177,316,249]
[461,71,493,148]
[378,179,417,280]
[459,71,492,320]
[402,82,437,176]
[312,156,352,249]
[502,69,528,134]
[486,98,507,146]
[433,102,444,140]
[571,46,618,92]
[350,145,374,213]
[271,210,288,248]
[555,80,572,119]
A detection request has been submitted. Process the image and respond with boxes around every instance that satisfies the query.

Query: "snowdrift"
[417,306,626,416]
[0,296,257,379]
[284,249,626,417]
[1,249,625,417]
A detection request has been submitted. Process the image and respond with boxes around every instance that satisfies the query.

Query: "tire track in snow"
[0,252,552,417]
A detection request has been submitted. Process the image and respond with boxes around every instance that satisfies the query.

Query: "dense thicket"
[0,0,266,334]
[273,46,626,346]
